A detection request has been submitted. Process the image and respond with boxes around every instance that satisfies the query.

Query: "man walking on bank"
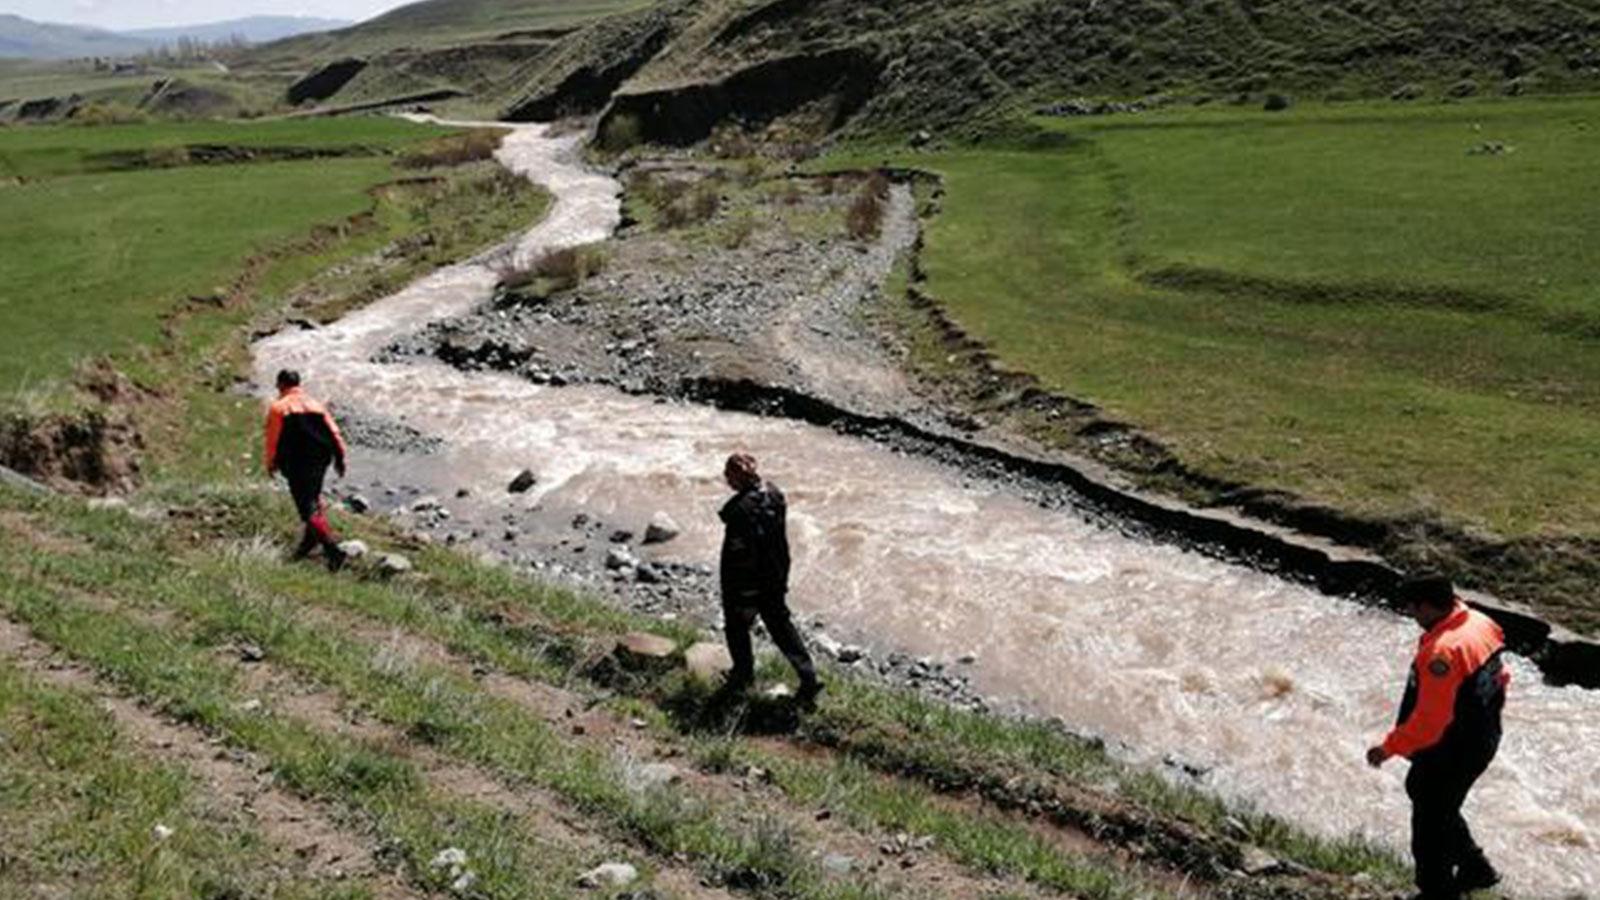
[265,369,349,571]
[717,452,822,706]
[1368,575,1509,899]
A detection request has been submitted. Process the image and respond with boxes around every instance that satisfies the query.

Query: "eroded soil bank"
[254,124,1600,898]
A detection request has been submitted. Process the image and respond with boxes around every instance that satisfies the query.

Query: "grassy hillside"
[243,0,654,66]
[0,119,456,393]
[846,95,1600,631]
[507,0,1600,137]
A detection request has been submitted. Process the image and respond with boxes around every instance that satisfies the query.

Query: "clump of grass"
[719,211,759,249]
[499,244,607,295]
[599,112,645,153]
[627,172,723,230]
[662,183,722,229]
[399,128,504,169]
[68,101,148,127]
[846,172,891,242]
[143,145,192,168]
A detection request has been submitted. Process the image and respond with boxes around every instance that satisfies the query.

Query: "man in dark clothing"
[264,370,349,571]
[1368,575,1509,899]
[718,452,821,705]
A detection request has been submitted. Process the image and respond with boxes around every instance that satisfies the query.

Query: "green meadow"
[0,118,455,391]
[884,97,1600,537]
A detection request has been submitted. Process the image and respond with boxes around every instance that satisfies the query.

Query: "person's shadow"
[662,680,808,737]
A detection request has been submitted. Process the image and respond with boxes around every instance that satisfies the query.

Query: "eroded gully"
[254,122,1600,898]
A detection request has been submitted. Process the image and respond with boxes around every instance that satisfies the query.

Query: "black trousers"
[284,464,328,523]
[1405,740,1498,896]
[722,590,816,686]
[283,464,337,556]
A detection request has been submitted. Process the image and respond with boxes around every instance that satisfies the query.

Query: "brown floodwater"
[255,123,1599,897]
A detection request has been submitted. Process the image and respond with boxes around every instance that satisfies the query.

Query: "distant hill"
[241,0,653,66]
[498,0,1600,140]
[126,16,351,45]
[0,14,151,60]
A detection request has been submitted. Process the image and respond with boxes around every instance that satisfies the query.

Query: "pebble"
[577,862,638,888]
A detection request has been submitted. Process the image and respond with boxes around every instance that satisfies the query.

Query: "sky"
[0,0,411,30]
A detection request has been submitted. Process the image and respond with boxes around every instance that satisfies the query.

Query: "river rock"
[507,469,538,494]
[813,633,844,659]
[821,853,855,875]
[633,762,684,789]
[345,494,371,514]
[377,553,413,576]
[616,632,675,661]
[1239,845,1281,876]
[605,547,638,570]
[642,512,681,545]
[684,642,733,681]
[577,862,638,889]
[337,540,370,559]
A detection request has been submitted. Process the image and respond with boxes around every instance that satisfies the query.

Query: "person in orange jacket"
[1368,575,1509,899]
[264,369,349,571]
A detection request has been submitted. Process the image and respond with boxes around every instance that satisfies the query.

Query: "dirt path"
[0,616,423,899]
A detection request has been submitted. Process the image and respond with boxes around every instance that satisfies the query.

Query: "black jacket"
[719,481,790,599]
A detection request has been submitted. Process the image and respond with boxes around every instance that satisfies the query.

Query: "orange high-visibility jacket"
[1383,601,1508,759]
[264,387,347,476]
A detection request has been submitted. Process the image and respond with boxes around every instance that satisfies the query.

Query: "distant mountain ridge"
[126,16,352,45]
[0,13,350,60]
[0,14,150,59]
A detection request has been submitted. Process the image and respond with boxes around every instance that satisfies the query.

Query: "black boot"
[1455,860,1501,893]
[291,527,318,561]
[324,542,348,573]
[796,677,825,710]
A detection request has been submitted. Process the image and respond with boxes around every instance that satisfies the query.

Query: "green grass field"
[873,96,1600,538]
[0,118,456,392]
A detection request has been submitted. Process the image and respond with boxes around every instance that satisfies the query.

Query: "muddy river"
[255,123,1599,897]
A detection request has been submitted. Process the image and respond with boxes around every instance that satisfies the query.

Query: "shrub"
[661,183,722,229]
[143,145,192,168]
[719,212,758,250]
[498,244,606,295]
[846,172,891,242]
[69,102,146,126]
[599,113,644,153]
[533,245,606,289]
[399,129,503,169]
[1263,93,1292,112]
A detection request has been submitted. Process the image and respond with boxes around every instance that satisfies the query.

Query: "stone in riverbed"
[616,632,675,661]
[507,469,538,494]
[685,642,733,681]
[605,547,638,570]
[577,862,638,889]
[642,512,680,545]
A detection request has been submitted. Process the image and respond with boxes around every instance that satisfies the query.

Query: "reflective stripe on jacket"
[1383,601,1509,759]
[264,388,347,475]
